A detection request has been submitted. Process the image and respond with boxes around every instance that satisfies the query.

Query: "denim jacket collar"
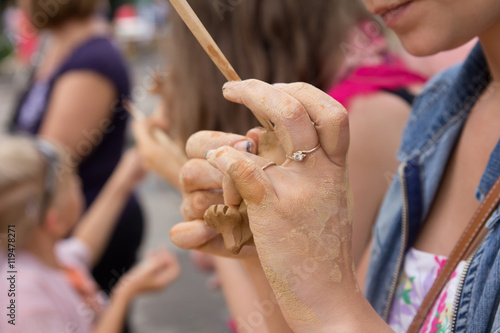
[398,43,499,201]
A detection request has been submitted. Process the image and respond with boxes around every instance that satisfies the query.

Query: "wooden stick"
[169,0,240,82]
[168,0,271,130]
[124,101,186,161]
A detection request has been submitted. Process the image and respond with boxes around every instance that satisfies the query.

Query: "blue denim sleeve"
[492,306,500,332]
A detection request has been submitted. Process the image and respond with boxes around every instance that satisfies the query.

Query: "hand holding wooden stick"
[168,0,286,253]
[124,101,178,149]
[125,101,188,190]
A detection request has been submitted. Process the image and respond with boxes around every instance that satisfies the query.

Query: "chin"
[401,42,441,57]
[399,27,476,57]
[398,32,447,56]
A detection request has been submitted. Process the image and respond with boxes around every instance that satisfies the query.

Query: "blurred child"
[0,136,180,333]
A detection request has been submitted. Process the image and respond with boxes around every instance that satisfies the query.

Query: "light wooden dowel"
[125,102,188,164]
[169,0,240,82]
[168,0,271,130]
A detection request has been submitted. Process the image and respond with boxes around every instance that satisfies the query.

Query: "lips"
[376,1,413,27]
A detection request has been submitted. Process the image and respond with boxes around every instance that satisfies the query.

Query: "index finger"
[222,79,318,159]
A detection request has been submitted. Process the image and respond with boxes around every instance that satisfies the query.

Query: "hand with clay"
[181,79,390,332]
[171,130,261,259]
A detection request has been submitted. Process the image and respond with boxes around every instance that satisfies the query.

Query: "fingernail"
[223,81,237,92]
[234,140,253,153]
[246,141,253,153]
[205,149,214,159]
[222,82,240,98]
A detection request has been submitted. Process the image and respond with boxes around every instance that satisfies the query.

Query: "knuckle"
[185,131,209,157]
[327,99,348,118]
[180,200,192,220]
[321,102,349,127]
[180,160,200,188]
[280,98,306,121]
[227,159,256,181]
[191,191,211,213]
[242,78,260,89]
[289,82,311,91]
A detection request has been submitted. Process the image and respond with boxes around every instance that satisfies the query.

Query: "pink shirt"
[327,22,427,109]
[328,60,427,109]
[0,239,106,333]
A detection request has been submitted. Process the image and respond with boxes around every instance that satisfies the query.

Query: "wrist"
[259,247,362,331]
[241,256,261,269]
[111,282,137,304]
[318,294,391,333]
[108,172,136,195]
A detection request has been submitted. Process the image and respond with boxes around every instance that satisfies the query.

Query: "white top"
[388,247,467,333]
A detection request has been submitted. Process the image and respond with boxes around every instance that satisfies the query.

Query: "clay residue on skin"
[262,264,322,329]
[225,158,271,205]
[352,261,360,294]
[330,263,342,283]
[257,131,287,164]
[215,149,225,158]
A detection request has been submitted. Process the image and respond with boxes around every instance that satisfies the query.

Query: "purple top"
[12,36,132,208]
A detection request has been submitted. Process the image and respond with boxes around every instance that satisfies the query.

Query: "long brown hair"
[165,0,372,143]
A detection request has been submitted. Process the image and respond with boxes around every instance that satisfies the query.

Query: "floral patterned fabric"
[388,248,467,333]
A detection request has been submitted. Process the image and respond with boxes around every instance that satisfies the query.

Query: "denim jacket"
[365,43,500,332]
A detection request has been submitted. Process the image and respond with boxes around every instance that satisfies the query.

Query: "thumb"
[132,119,155,144]
[206,146,276,206]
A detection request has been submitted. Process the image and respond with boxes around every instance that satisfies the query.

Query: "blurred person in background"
[1,0,37,66]
[0,1,16,62]
[0,137,180,333]
[9,0,145,312]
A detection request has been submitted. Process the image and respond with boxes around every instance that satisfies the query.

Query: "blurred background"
[0,0,230,332]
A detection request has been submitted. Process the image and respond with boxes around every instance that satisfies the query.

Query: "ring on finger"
[262,161,277,171]
[286,143,321,162]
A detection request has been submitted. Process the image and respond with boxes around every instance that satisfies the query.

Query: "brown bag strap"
[408,176,500,333]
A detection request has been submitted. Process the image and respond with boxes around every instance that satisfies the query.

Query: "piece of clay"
[204,130,285,254]
[204,201,254,254]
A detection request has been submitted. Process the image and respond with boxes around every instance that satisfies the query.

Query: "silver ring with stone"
[286,143,321,162]
[262,162,277,171]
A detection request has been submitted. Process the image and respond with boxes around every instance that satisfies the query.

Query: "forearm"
[258,242,392,333]
[73,173,133,266]
[93,285,134,333]
[213,257,269,332]
[317,295,393,333]
[242,258,294,333]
